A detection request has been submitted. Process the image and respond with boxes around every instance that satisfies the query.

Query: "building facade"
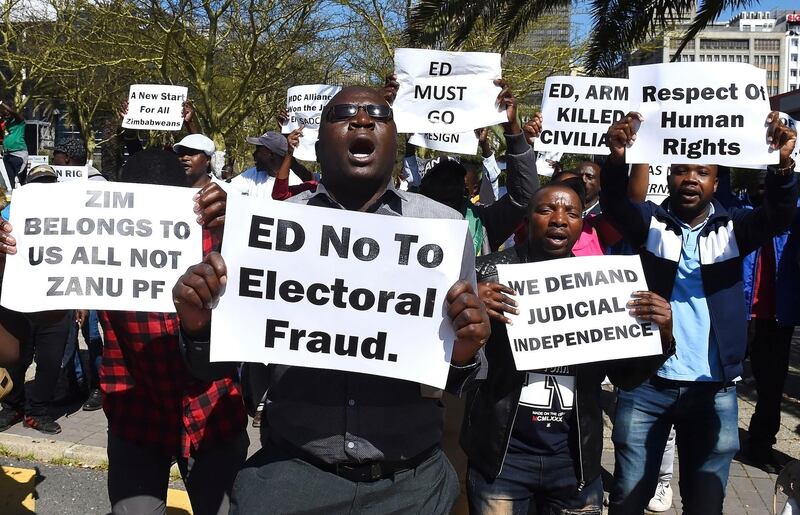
[619,10,800,96]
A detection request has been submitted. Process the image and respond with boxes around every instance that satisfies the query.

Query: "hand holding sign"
[627,291,673,352]
[606,112,643,165]
[0,217,15,255]
[383,73,399,105]
[0,217,15,277]
[447,281,491,366]
[523,114,544,145]
[182,101,200,134]
[194,183,227,229]
[173,252,227,339]
[478,281,519,325]
[766,111,797,168]
[277,108,289,127]
[495,79,520,135]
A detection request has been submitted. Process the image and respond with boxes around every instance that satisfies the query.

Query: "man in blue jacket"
[601,111,798,515]
[742,170,800,474]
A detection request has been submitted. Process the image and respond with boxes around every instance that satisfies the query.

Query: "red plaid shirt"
[99,229,245,457]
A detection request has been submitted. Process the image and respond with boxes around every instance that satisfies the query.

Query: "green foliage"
[406,0,756,75]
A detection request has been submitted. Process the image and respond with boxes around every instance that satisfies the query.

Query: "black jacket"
[460,246,669,487]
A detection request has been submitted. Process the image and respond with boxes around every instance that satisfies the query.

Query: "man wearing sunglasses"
[174,85,491,514]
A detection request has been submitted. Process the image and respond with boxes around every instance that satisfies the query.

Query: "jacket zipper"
[575,379,585,492]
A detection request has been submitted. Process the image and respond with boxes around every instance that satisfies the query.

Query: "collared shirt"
[257,182,480,464]
[583,200,601,217]
[99,229,246,457]
[229,166,303,197]
[659,204,724,381]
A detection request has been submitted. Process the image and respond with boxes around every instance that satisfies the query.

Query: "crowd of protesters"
[0,63,795,515]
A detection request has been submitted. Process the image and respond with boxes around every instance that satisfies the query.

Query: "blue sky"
[572,0,800,39]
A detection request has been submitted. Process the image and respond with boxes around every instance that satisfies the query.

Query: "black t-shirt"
[508,366,576,456]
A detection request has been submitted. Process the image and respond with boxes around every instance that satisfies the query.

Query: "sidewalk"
[2,334,800,514]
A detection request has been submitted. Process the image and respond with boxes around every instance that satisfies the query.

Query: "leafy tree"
[406,0,742,74]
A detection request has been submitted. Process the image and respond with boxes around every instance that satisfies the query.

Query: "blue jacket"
[600,163,798,382]
[742,198,800,327]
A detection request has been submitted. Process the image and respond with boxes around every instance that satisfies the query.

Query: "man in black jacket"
[463,181,675,515]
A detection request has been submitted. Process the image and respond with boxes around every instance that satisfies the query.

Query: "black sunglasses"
[328,103,393,121]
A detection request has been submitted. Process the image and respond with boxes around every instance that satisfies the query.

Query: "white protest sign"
[627,63,776,166]
[393,48,506,134]
[281,84,342,162]
[535,150,564,178]
[643,164,670,203]
[122,84,188,131]
[535,76,629,155]
[210,195,469,388]
[497,255,662,371]
[27,155,48,170]
[1,181,202,312]
[408,131,479,155]
[52,165,88,182]
[0,160,11,191]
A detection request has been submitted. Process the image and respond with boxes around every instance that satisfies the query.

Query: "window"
[767,55,774,65]
[670,39,695,50]
[793,54,799,62]
[743,55,750,63]
[714,54,720,61]
[793,39,799,47]
[792,84,798,91]
[736,55,742,62]
[754,39,780,51]
[792,69,797,76]
[722,55,728,62]
[699,39,748,50]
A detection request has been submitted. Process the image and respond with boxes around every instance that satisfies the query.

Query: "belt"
[311,445,439,483]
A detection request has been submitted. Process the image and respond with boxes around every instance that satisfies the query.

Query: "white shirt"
[229,166,303,197]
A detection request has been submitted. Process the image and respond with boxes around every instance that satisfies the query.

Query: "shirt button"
[347,441,355,449]
[348,399,355,406]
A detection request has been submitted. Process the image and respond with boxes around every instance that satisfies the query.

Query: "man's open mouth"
[348,137,376,164]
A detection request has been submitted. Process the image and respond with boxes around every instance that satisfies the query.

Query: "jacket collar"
[658,197,730,229]
[307,181,408,210]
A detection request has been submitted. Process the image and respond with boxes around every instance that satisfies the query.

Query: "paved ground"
[2,332,800,513]
[0,457,192,514]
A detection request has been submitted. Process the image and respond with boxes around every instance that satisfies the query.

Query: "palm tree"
[406,0,757,75]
